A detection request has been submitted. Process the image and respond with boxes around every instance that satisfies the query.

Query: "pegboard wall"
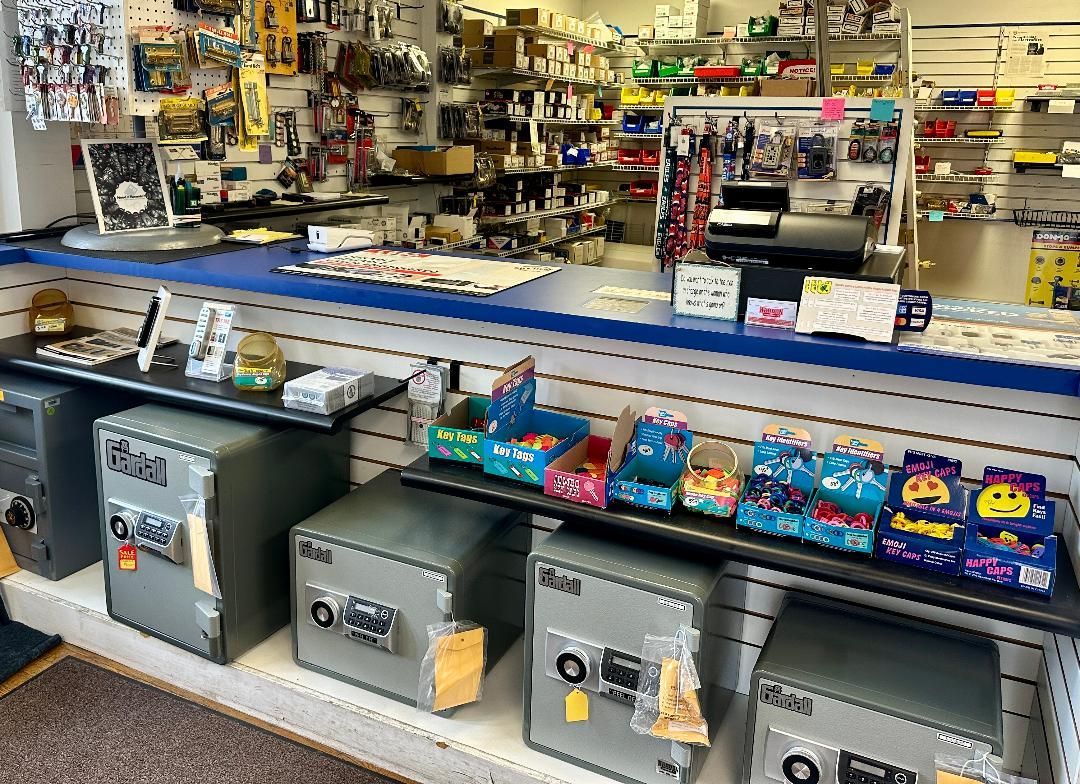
[656,96,915,248]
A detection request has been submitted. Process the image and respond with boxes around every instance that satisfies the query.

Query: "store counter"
[3,241,1078,398]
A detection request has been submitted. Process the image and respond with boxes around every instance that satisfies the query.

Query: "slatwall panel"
[0,264,69,340]
[912,25,1080,218]
[26,262,1080,770]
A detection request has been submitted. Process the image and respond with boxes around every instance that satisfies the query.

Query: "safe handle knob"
[109,509,138,541]
[782,747,822,784]
[310,596,340,629]
[555,646,591,685]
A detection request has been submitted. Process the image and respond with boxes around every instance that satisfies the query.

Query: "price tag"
[565,688,589,722]
[928,210,945,222]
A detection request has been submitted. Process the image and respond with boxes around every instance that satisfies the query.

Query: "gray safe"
[96,404,349,663]
[524,525,745,784]
[746,596,1003,784]
[291,472,527,706]
[0,371,130,580]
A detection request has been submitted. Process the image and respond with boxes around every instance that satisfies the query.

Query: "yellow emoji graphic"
[902,476,951,506]
[975,484,1031,518]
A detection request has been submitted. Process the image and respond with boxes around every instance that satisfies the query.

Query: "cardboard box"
[639,24,655,38]
[422,145,474,175]
[463,18,493,36]
[483,357,589,486]
[391,147,426,171]
[527,43,556,60]
[492,33,524,51]
[610,408,692,512]
[736,424,816,538]
[544,408,634,509]
[654,3,681,16]
[759,78,814,97]
[801,436,888,555]
[531,56,547,73]
[480,50,528,68]
[481,139,516,154]
[551,12,564,30]
[428,396,491,465]
[506,7,551,27]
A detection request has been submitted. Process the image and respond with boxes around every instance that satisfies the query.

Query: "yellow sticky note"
[0,530,18,579]
[433,627,486,711]
[565,688,589,722]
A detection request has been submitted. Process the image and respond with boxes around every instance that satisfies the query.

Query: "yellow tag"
[565,688,589,722]
[432,626,486,711]
[0,389,5,402]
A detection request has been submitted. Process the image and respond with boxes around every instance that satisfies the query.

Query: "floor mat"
[0,657,401,784]
[0,620,60,684]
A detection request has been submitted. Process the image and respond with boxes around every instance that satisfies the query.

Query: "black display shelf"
[201,194,390,223]
[0,329,406,433]
[401,456,1080,636]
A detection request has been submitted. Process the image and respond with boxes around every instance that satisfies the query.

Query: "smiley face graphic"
[976,483,1031,518]
[902,476,951,506]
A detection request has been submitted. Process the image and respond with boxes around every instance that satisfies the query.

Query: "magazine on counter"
[36,327,177,366]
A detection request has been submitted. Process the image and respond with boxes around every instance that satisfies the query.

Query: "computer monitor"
[721,181,790,212]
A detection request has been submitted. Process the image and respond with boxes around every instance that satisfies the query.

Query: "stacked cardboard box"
[777,0,895,36]
[652,0,709,39]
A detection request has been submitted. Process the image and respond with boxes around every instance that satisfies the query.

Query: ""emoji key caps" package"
[963,467,1057,596]
[875,450,968,575]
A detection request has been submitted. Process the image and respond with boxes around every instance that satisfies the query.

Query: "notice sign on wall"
[1005,31,1047,79]
[672,262,741,322]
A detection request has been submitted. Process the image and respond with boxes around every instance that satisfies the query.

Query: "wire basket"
[605,220,626,243]
[1013,209,1080,229]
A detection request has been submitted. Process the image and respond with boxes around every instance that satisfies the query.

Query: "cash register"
[702,183,904,314]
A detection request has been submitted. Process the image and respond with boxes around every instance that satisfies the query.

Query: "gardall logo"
[298,540,333,564]
[538,566,581,595]
[106,439,166,486]
[760,683,813,715]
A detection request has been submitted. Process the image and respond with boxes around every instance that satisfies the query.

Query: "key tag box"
[736,424,816,538]
[801,435,888,555]
[185,301,235,382]
[483,356,588,486]
[876,450,967,576]
[428,395,492,465]
[609,407,693,513]
[963,467,1057,596]
[544,406,635,509]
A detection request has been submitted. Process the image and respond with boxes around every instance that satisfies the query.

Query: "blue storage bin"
[941,89,960,105]
[644,118,662,134]
[959,90,977,105]
[622,114,645,133]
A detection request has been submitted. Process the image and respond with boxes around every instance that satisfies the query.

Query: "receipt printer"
[525,525,745,784]
[291,473,527,706]
[704,209,876,272]
[746,596,1003,784]
[97,404,348,663]
[0,372,131,580]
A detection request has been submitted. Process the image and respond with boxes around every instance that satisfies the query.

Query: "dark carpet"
[0,657,401,784]
[0,620,60,684]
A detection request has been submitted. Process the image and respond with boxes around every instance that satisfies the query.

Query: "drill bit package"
[630,630,710,746]
[417,621,487,713]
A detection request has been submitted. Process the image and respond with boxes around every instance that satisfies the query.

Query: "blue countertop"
[3,241,1078,397]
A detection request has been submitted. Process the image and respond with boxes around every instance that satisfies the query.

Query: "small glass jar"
[29,288,75,336]
[679,440,744,518]
[232,332,286,392]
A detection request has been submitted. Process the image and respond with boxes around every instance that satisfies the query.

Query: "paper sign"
[567,84,574,101]
[565,688,589,722]
[869,98,895,121]
[1048,99,1075,114]
[895,289,932,332]
[745,298,797,329]
[821,97,845,121]
[566,41,574,54]
[796,277,901,343]
[928,210,945,222]
[673,263,741,321]
[1062,164,1080,179]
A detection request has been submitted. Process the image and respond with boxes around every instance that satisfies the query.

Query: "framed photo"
[81,139,174,234]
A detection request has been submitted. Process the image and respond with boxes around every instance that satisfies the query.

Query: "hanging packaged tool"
[237,62,269,136]
[796,121,839,180]
[296,0,320,23]
[437,0,463,34]
[369,0,394,40]
[158,97,209,143]
[282,110,301,155]
[438,47,471,86]
[341,0,364,31]
[195,23,243,68]
[326,0,341,27]
[400,98,423,133]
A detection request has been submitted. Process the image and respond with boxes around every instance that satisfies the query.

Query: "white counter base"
[1,564,746,784]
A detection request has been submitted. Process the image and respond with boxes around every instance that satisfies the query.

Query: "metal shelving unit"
[915,210,1000,221]
[484,117,621,126]
[471,67,621,89]
[914,137,1004,145]
[612,164,661,172]
[503,24,635,54]
[497,162,615,175]
[480,198,618,226]
[916,172,999,183]
[617,104,665,112]
[493,225,607,257]
[633,31,902,53]
[914,105,1018,112]
[613,132,663,140]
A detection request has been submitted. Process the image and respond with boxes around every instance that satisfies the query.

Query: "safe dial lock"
[310,596,340,629]
[109,510,138,541]
[4,496,34,530]
[555,646,591,685]
[782,747,822,784]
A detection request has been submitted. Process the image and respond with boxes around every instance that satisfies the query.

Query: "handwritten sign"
[673,263,741,322]
[820,97,845,121]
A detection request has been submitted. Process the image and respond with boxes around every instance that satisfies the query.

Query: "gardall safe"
[96,404,349,663]
[0,372,130,580]
[291,473,527,705]
[524,525,745,784]
[746,596,1003,784]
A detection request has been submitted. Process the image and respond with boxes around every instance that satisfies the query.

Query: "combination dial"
[4,496,34,530]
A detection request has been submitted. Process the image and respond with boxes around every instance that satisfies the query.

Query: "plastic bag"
[935,753,1036,784]
[179,494,221,599]
[418,621,487,713]
[630,629,710,746]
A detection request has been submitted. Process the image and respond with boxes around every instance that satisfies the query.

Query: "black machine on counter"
[702,183,904,314]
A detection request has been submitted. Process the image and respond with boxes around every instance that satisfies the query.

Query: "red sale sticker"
[118,543,138,571]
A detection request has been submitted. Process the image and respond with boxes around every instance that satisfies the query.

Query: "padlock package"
[796,121,839,180]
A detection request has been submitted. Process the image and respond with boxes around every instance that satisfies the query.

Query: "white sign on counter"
[795,277,900,343]
[672,263,741,322]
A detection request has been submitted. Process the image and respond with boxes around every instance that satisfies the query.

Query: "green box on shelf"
[657,59,682,78]
[632,60,657,78]
[747,15,778,36]
[428,396,490,465]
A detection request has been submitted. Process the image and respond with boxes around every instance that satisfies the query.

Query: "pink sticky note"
[567,84,574,100]
[567,41,574,54]
[821,97,845,121]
